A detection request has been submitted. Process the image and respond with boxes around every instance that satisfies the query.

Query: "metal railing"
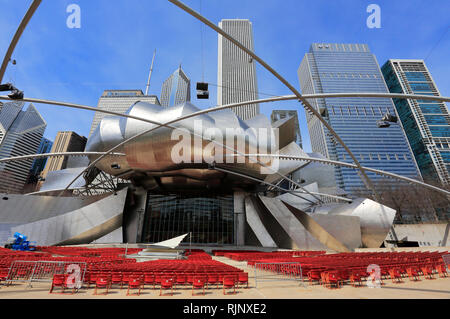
[6,260,87,288]
[442,254,450,271]
[254,262,305,288]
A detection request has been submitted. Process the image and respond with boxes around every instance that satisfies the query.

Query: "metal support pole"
[0,0,42,83]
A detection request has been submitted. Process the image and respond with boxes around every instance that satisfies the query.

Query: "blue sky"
[0,0,449,152]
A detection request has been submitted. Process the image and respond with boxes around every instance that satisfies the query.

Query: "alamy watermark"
[366,4,381,29]
[66,4,81,29]
[170,120,280,174]
[65,264,83,289]
[366,264,382,288]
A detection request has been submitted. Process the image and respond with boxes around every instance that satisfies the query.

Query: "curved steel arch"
[2,1,449,201]
[302,92,450,103]
[0,152,124,164]
[167,0,380,200]
[0,0,42,82]
[0,94,322,203]
[229,154,450,197]
[2,93,450,199]
[213,165,352,202]
[26,165,351,203]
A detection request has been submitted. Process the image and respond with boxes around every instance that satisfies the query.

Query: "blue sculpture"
[6,232,36,251]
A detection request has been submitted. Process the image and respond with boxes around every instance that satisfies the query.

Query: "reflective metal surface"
[86,101,298,190]
[11,188,127,246]
[315,198,397,248]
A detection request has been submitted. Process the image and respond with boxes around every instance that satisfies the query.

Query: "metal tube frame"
[0,0,42,82]
[231,154,450,197]
[1,0,449,202]
[0,152,124,164]
[1,93,449,200]
[167,0,380,200]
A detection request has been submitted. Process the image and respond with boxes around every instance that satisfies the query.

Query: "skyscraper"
[298,43,421,194]
[0,102,46,193]
[270,110,302,148]
[382,59,450,185]
[89,90,160,138]
[160,66,191,107]
[218,19,260,120]
[29,137,53,178]
[40,131,87,181]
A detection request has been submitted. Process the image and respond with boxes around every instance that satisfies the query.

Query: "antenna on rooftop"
[145,49,156,95]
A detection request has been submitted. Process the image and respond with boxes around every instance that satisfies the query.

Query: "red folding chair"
[325,271,341,289]
[406,267,420,281]
[223,275,236,295]
[192,276,206,296]
[94,275,110,295]
[436,264,448,278]
[49,274,66,294]
[127,276,143,296]
[238,272,249,288]
[160,277,174,296]
[207,273,219,289]
[144,273,155,289]
[110,272,123,289]
[388,268,403,284]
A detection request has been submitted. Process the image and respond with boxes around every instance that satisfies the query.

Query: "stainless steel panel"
[244,196,277,247]
[10,188,127,246]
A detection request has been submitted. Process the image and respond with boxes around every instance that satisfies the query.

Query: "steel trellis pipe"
[0,95,322,203]
[0,0,42,82]
[167,0,433,201]
[0,152,124,164]
[1,94,449,199]
[213,165,352,202]
[231,154,450,197]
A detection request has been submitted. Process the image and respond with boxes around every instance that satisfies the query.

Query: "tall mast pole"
[145,49,156,95]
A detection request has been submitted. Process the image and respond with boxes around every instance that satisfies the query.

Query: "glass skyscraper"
[218,19,260,120]
[160,66,191,108]
[382,60,450,185]
[89,90,160,138]
[29,137,53,176]
[298,43,421,194]
[0,102,47,193]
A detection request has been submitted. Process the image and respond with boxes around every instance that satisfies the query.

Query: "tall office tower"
[160,66,191,107]
[29,137,53,178]
[382,60,450,185]
[40,131,87,180]
[0,102,46,193]
[218,19,260,120]
[298,43,421,194]
[89,90,160,138]
[270,110,302,148]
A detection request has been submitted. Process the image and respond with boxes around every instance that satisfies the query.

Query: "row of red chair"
[50,271,249,296]
[242,250,449,289]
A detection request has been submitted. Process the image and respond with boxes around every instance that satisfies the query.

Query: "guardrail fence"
[254,262,305,288]
[6,260,87,288]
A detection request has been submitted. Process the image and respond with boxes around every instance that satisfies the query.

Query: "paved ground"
[0,255,449,299]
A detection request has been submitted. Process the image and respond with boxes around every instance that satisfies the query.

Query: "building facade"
[40,131,87,181]
[298,43,421,194]
[382,59,450,185]
[88,90,160,138]
[217,19,260,120]
[27,137,53,188]
[0,102,46,193]
[160,66,191,107]
[271,110,302,148]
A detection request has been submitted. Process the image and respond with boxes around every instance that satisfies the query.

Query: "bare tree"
[352,178,450,223]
